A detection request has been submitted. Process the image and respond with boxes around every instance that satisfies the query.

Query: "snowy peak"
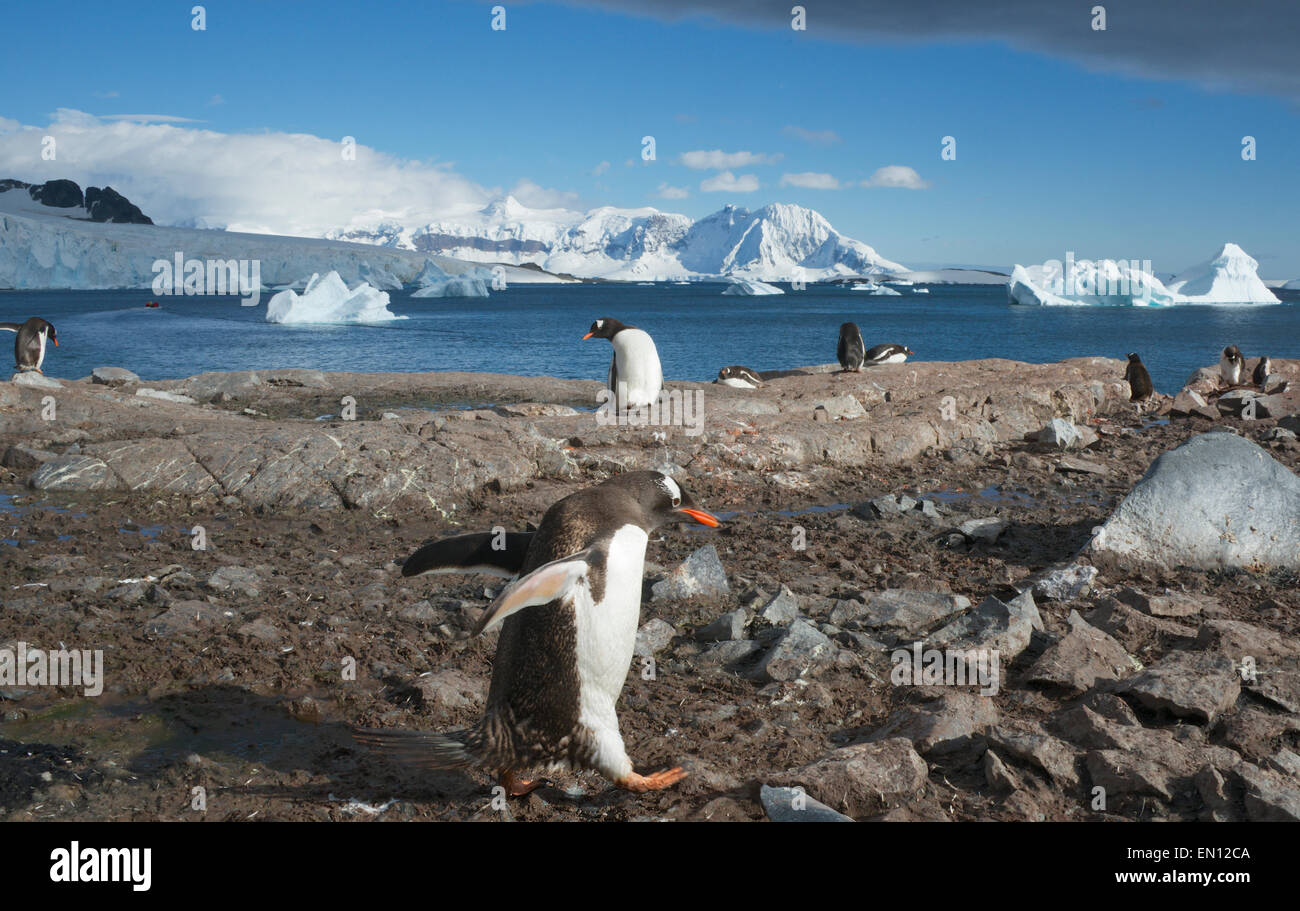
[328,199,905,281]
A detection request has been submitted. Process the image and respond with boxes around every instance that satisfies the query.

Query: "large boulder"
[1087,432,1300,572]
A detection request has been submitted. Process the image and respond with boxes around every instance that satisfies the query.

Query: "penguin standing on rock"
[357,470,721,796]
[715,365,764,388]
[583,318,663,411]
[1220,345,1245,387]
[1124,353,1154,402]
[864,343,914,366]
[0,317,58,373]
[837,322,866,372]
[1253,355,1271,390]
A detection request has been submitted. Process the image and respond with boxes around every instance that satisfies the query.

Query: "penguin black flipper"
[608,355,619,409]
[470,546,598,636]
[400,531,534,578]
[351,725,475,769]
[0,323,21,333]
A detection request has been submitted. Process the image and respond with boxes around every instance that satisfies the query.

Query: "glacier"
[721,278,784,295]
[265,271,405,324]
[0,187,560,291]
[1009,244,1279,307]
[409,259,491,298]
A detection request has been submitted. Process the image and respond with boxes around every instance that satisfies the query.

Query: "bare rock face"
[1087,432,1300,572]
[1027,611,1133,695]
[780,738,929,818]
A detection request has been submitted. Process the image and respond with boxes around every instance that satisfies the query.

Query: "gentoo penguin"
[837,322,865,372]
[0,317,58,373]
[583,318,663,411]
[715,365,764,388]
[1253,355,1271,390]
[864,343,914,366]
[358,470,720,795]
[1124,353,1154,402]
[1220,345,1245,387]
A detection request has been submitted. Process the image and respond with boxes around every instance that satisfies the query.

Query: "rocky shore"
[1,357,1298,821]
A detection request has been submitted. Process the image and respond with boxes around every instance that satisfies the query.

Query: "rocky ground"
[1,357,1298,822]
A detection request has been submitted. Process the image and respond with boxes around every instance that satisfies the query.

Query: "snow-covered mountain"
[328,197,906,281]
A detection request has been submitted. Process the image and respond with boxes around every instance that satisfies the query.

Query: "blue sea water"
[3,283,1297,395]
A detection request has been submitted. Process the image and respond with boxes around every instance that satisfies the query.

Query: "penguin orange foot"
[616,767,687,792]
[500,770,542,796]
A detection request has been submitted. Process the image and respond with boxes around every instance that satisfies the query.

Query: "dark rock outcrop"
[27,179,84,208]
[85,185,153,224]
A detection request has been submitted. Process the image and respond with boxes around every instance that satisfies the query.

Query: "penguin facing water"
[837,322,865,372]
[1253,355,1271,390]
[1220,345,1245,387]
[715,365,764,388]
[864,343,914,366]
[0,317,58,373]
[358,470,720,795]
[583,318,663,411]
[1124,353,1154,402]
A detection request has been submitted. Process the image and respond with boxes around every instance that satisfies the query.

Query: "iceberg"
[409,259,490,298]
[265,271,405,324]
[722,278,784,296]
[1165,243,1279,304]
[1009,244,1279,307]
[851,281,902,295]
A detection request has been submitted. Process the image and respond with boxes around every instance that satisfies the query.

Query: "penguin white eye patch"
[659,476,682,505]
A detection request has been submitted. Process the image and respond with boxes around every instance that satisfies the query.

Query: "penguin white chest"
[719,377,757,389]
[573,525,647,704]
[610,329,663,409]
[878,352,907,364]
[35,329,47,370]
[1220,355,1241,384]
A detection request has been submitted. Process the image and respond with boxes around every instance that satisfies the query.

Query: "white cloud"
[680,149,780,170]
[100,114,204,123]
[700,171,759,193]
[0,109,521,235]
[506,178,581,211]
[92,90,120,99]
[655,182,689,199]
[780,171,841,189]
[782,125,841,146]
[863,165,930,189]
[590,160,610,176]
[208,94,225,106]
[0,116,22,133]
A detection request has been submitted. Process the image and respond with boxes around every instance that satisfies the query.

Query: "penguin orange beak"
[678,507,720,527]
[582,332,594,340]
[52,337,59,346]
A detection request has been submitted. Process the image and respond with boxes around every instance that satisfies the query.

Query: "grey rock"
[145,600,226,636]
[28,455,120,491]
[983,750,1021,792]
[957,517,1008,543]
[91,366,140,386]
[759,784,854,822]
[1030,563,1098,601]
[1035,417,1081,449]
[1027,610,1133,695]
[414,669,486,710]
[1234,763,1300,822]
[755,619,835,682]
[634,618,676,657]
[1119,650,1241,724]
[136,387,199,405]
[696,639,762,668]
[830,589,970,642]
[928,591,1042,662]
[870,692,999,755]
[650,544,729,602]
[205,565,262,599]
[755,585,799,625]
[780,738,928,818]
[1084,597,1198,653]
[695,609,748,642]
[986,725,1081,790]
[1087,432,1300,572]
[10,372,62,388]
[811,394,867,421]
[2,444,57,469]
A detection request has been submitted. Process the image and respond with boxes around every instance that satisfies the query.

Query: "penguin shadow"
[120,684,479,806]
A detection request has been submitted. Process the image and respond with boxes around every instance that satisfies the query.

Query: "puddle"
[923,485,1037,506]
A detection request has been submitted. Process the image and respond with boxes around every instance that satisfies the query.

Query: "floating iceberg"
[265,271,405,324]
[851,281,902,295]
[358,260,404,291]
[722,279,784,295]
[1165,243,1279,304]
[1009,244,1278,307]
[409,259,490,298]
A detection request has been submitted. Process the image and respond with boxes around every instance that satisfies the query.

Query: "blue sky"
[2,0,1297,274]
